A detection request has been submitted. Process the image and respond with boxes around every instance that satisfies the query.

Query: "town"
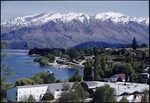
[4,42,150,102]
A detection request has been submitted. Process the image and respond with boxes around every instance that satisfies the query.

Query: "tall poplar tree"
[93,56,101,80]
[83,58,93,81]
[132,37,138,50]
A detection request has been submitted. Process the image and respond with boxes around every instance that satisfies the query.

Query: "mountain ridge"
[2,12,149,28]
[1,12,149,49]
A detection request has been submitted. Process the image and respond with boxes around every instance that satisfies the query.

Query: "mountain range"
[1,12,149,49]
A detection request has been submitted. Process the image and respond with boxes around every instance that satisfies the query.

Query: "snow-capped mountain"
[1,12,91,27]
[1,12,148,27]
[94,12,149,25]
[1,12,149,49]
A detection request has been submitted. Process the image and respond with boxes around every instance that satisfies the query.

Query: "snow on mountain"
[1,12,149,49]
[1,12,90,27]
[94,12,149,25]
[1,12,149,28]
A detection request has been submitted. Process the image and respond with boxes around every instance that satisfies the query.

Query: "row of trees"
[15,72,62,86]
[58,81,131,102]
[1,42,15,102]
[34,53,55,66]
[58,81,89,102]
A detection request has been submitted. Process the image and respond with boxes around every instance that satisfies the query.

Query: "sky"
[1,1,149,21]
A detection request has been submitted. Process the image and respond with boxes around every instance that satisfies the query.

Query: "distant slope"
[74,41,128,49]
[1,12,149,49]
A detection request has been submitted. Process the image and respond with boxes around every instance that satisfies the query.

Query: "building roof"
[113,73,126,79]
[95,82,149,96]
[48,82,74,90]
[7,81,149,96]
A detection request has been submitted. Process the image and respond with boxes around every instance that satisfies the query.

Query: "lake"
[2,49,83,84]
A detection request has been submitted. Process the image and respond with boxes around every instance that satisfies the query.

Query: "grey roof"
[48,82,74,90]
[85,81,98,87]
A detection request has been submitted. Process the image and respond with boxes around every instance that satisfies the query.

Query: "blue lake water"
[2,50,83,84]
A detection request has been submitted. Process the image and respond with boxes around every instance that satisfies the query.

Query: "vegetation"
[83,58,93,81]
[42,93,54,101]
[141,89,149,102]
[132,37,138,50]
[15,72,59,86]
[119,96,129,102]
[15,78,35,86]
[27,94,36,102]
[92,84,117,102]
[20,94,36,102]
[1,84,14,102]
[1,42,15,102]
[69,69,82,82]
[34,53,55,66]
[30,72,56,84]
[59,81,89,102]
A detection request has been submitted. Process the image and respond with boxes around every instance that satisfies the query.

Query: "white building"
[7,81,149,102]
[108,73,126,82]
[6,81,97,102]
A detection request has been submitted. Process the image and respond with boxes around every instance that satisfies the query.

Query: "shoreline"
[48,62,84,69]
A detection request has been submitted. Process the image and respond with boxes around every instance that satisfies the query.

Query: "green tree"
[59,91,70,102]
[1,42,14,84]
[59,81,89,102]
[20,94,36,102]
[119,96,129,102]
[69,69,82,82]
[71,81,89,102]
[1,62,14,84]
[83,58,93,81]
[68,48,77,61]
[101,56,106,71]
[93,46,99,56]
[92,84,117,102]
[112,63,135,82]
[15,78,27,86]
[141,89,149,102]
[15,78,35,86]
[93,56,101,81]
[62,82,70,91]
[42,93,54,101]
[30,72,56,84]
[1,84,14,102]
[132,37,138,50]
[27,94,36,102]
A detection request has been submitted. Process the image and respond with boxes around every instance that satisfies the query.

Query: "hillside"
[1,12,149,49]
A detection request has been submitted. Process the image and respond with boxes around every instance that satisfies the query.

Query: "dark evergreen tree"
[83,58,93,81]
[93,56,101,81]
[69,69,81,82]
[42,93,54,101]
[101,56,106,71]
[119,96,129,102]
[92,84,117,102]
[132,37,138,49]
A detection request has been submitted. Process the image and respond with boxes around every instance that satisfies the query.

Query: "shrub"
[42,93,54,101]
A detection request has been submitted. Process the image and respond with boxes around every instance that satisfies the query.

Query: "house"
[7,81,149,102]
[139,73,149,80]
[6,81,97,102]
[108,73,126,82]
[145,65,150,71]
